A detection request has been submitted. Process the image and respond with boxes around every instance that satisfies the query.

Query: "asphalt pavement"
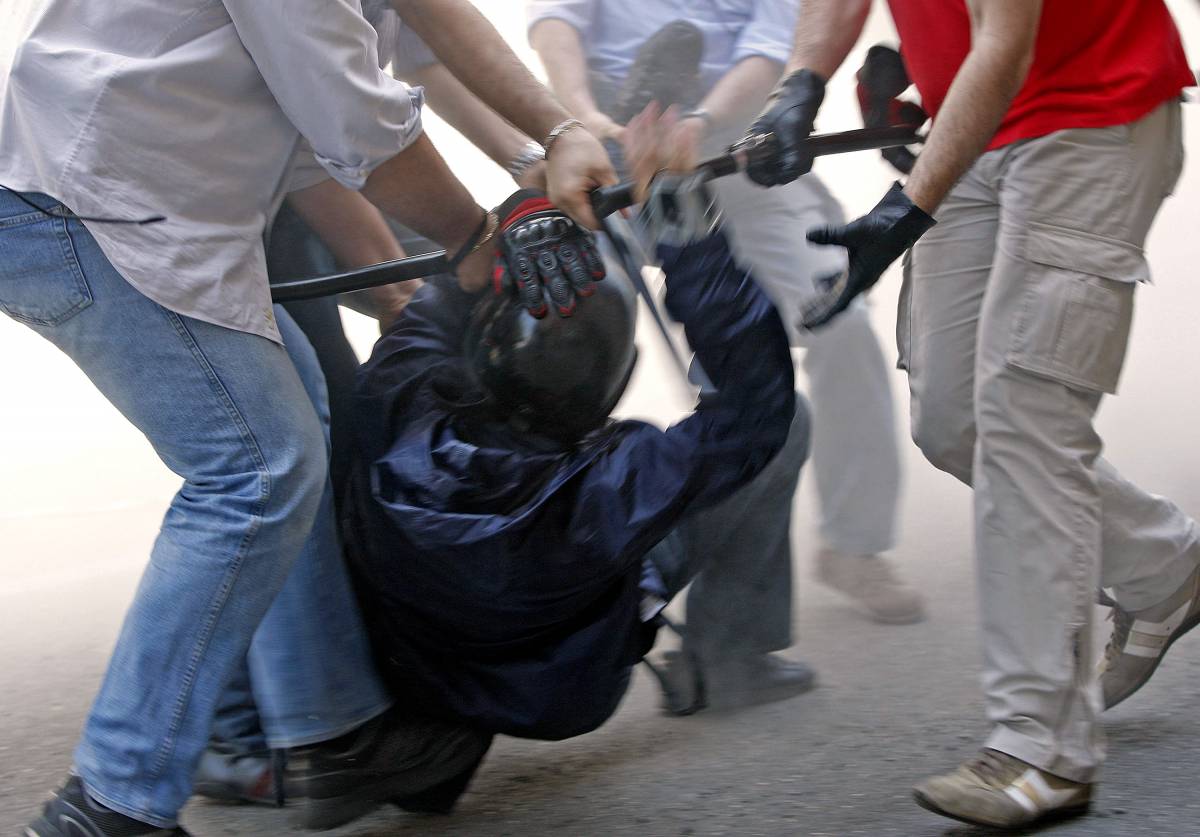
[5,5,1200,830]
[4,447,1200,836]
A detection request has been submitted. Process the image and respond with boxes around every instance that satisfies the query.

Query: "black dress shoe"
[392,740,492,815]
[708,653,817,710]
[658,650,817,714]
[26,775,191,837]
[193,744,296,807]
[291,709,492,831]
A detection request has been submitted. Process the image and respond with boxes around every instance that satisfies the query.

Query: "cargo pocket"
[895,247,914,372]
[0,209,94,327]
[1006,222,1141,395]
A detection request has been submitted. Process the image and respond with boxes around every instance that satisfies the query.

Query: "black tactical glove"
[492,189,605,318]
[799,182,935,329]
[856,45,927,175]
[741,69,826,187]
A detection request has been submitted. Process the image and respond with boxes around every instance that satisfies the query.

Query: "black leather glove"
[799,182,935,329]
[741,69,826,187]
[856,45,927,175]
[492,189,605,318]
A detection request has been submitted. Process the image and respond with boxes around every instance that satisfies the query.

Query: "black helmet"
[464,269,638,442]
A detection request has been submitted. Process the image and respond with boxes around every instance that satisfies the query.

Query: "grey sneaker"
[1100,567,1200,709]
[913,750,1091,829]
[815,549,926,624]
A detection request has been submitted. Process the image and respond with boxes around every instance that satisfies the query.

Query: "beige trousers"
[900,101,1200,782]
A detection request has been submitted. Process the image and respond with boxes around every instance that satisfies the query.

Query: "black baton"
[270,125,923,303]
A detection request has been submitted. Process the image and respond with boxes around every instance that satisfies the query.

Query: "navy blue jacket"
[345,232,794,740]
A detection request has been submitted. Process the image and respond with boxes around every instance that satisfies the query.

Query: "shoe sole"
[294,733,489,831]
[913,789,1090,831]
[1107,606,1200,709]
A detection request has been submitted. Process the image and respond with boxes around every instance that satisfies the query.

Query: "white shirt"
[0,0,424,342]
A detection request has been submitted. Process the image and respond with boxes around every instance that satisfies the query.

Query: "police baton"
[269,125,923,303]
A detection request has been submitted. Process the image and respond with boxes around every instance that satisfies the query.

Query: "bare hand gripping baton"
[269,125,922,303]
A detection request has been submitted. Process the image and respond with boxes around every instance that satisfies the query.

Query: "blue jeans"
[0,191,390,826]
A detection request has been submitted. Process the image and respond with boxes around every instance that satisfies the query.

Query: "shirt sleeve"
[527,0,595,41]
[223,0,425,190]
[284,140,332,194]
[733,0,800,66]
[389,18,438,76]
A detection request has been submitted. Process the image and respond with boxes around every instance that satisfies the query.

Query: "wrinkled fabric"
[345,232,794,739]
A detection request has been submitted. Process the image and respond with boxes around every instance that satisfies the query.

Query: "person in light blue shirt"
[531,0,796,103]
[530,0,926,629]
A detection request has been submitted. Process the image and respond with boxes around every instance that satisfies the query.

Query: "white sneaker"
[914,750,1092,829]
[815,548,926,624]
[1099,567,1200,709]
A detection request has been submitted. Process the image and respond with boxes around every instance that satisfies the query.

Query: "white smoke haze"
[2,1,1200,832]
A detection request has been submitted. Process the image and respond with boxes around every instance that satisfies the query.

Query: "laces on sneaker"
[1102,606,1133,671]
[965,751,1022,789]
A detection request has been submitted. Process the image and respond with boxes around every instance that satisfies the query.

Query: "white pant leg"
[908,102,1194,783]
[711,173,902,554]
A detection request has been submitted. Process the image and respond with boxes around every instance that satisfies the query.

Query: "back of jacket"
[346,231,794,739]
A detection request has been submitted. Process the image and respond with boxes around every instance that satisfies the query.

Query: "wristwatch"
[680,108,714,130]
[506,141,546,181]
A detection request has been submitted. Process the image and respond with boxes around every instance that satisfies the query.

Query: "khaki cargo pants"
[900,101,1200,781]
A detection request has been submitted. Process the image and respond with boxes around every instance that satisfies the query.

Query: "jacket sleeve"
[571,231,798,561]
[353,277,479,457]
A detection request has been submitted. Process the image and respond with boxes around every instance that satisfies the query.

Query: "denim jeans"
[0,190,390,826]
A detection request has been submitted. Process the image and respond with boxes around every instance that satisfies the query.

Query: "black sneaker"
[608,20,704,124]
[25,775,191,837]
[291,709,492,831]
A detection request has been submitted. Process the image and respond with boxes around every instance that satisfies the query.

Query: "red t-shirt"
[887,0,1194,150]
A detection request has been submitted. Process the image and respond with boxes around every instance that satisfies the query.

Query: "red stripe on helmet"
[501,197,556,228]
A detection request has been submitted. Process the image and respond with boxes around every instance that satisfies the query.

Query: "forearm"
[903,1,1040,212]
[529,19,604,122]
[360,133,483,254]
[786,0,871,78]
[406,63,535,168]
[288,179,406,268]
[391,0,570,140]
[288,179,420,325]
[699,57,784,131]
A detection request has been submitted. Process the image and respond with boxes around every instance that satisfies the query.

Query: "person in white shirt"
[1,2,615,835]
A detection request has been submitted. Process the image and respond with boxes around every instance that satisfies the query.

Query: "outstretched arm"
[740,0,872,185]
[575,110,797,560]
[389,0,617,227]
[530,17,626,144]
[785,0,872,79]
[403,62,547,190]
[795,0,1042,329]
